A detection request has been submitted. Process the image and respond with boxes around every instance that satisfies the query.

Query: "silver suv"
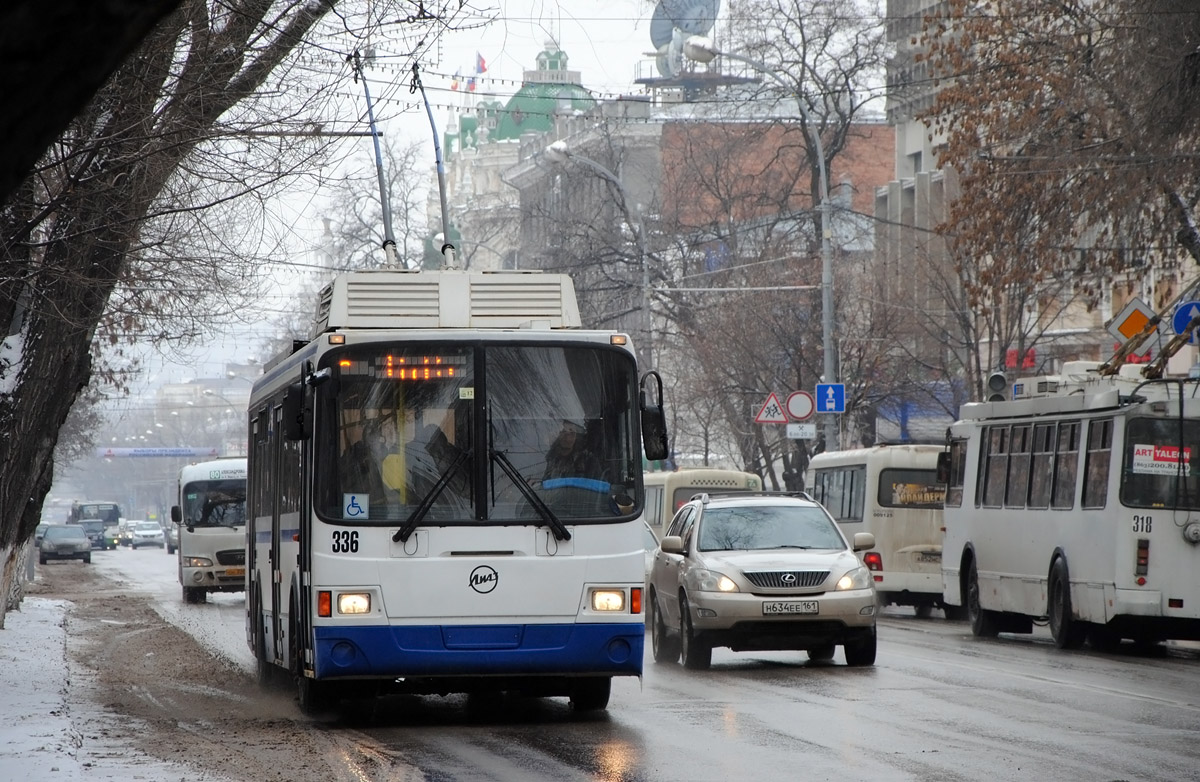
[647,492,877,669]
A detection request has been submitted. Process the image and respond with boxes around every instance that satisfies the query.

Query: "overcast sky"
[139,0,702,388]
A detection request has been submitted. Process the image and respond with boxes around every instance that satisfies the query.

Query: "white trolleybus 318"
[247,270,669,713]
[171,458,248,604]
[940,361,1200,650]
[806,444,953,618]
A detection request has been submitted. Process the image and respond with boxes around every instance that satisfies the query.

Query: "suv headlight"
[688,568,739,593]
[835,566,872,591]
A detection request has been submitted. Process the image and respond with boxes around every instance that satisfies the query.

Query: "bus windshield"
[317,342,639,524]
[182,480,247,527]
[1120,417,1200,510]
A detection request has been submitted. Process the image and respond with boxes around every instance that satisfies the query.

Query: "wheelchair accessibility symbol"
[343,494,368,520]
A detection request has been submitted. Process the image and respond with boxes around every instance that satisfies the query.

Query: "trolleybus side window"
[1029,423,1055,509]
[1005,425,1031,508]
[251,412,271,520]
[980,426,1008,508]
[1051,421,1080,509]
[945,439,967,508]
[1082,418,1113,509]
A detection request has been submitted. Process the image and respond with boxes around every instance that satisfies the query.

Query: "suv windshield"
[698,505,846,552]
[315,342,640,525]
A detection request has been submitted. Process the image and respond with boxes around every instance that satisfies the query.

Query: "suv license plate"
[762,600,818,615]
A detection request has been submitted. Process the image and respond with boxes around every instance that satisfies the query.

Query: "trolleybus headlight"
[836,566,872,591]
[182,556,213,568]
[337,592,371,615]
[591,589,626,612]
[1183,521,1200,545]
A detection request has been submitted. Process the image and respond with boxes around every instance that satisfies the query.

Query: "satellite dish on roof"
[650,0,721,67]
[673,0,720,35]
[657,29,685,78]
[650,1,675,49]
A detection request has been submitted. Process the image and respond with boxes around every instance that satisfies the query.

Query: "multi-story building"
[875,0,1199,423]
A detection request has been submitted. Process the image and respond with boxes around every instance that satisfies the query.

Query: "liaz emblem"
[469,565,498,594]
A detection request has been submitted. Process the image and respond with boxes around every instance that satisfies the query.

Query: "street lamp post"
[683,36,839,451]
[544,140,654,370]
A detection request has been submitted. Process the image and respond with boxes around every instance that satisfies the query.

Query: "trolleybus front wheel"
[569,677,611,712]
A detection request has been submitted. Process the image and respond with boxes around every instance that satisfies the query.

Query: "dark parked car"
[39,525,92,565]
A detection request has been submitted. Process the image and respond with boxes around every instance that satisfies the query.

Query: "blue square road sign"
[815,383,845,413]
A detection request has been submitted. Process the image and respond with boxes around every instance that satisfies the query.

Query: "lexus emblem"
[780,572,797,585]
[469,565,499,594]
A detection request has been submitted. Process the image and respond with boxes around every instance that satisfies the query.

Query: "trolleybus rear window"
[1121,417,1200,510]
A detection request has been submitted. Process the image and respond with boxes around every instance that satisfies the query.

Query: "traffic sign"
[785,391,815,421]
[1106,297,1156,344]
[815,383,846,413]
[786,423,816,439]
[754,392,789,424]
[1173,301,1200,345]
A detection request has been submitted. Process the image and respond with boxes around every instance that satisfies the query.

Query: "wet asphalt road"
[88,549,1200,781]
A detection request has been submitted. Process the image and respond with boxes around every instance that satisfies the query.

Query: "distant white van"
[806,444,956,617]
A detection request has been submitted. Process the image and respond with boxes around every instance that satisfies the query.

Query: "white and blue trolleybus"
[246,270,669,712]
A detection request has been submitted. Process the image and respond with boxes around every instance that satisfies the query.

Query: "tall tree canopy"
[922,1,1200,311]
[0,0,456,618]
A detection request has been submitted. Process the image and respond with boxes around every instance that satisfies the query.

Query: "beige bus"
[642,468,763,537]
[806,444,954,618]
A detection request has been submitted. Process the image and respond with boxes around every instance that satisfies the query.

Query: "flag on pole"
[476,52,487,74]
[451,69,461,91]
[467,76,477,92]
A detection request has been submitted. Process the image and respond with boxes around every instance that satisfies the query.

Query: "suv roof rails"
[690,490,816,504]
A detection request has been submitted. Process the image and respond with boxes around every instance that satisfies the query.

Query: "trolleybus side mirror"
[283,382,311,441]
[640,370,669,462]
[936,451,951,484]
[170,505,181,524]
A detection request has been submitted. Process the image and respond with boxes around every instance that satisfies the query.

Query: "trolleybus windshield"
[316,342,639,524]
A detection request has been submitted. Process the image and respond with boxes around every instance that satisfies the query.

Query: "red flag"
[467,76,476,92]
[476,52,487,74]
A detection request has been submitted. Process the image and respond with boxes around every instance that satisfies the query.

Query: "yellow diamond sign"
[1106,297,1157,344]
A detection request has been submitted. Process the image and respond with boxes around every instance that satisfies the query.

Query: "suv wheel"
[844,628,877,666]
[650,593,680,664]
[679,594,712,670]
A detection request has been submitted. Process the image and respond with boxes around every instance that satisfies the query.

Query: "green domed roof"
[493,82,595,140]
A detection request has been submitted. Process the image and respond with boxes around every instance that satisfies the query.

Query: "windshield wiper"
[394,449,472,543]
[489,449,571,542]
[771,544,815,549]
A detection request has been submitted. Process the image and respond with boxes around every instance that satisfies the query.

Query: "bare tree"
[0,0,458,623]
[919,0,1200,394]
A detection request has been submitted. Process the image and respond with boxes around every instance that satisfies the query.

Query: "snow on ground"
[0,596,86,780]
